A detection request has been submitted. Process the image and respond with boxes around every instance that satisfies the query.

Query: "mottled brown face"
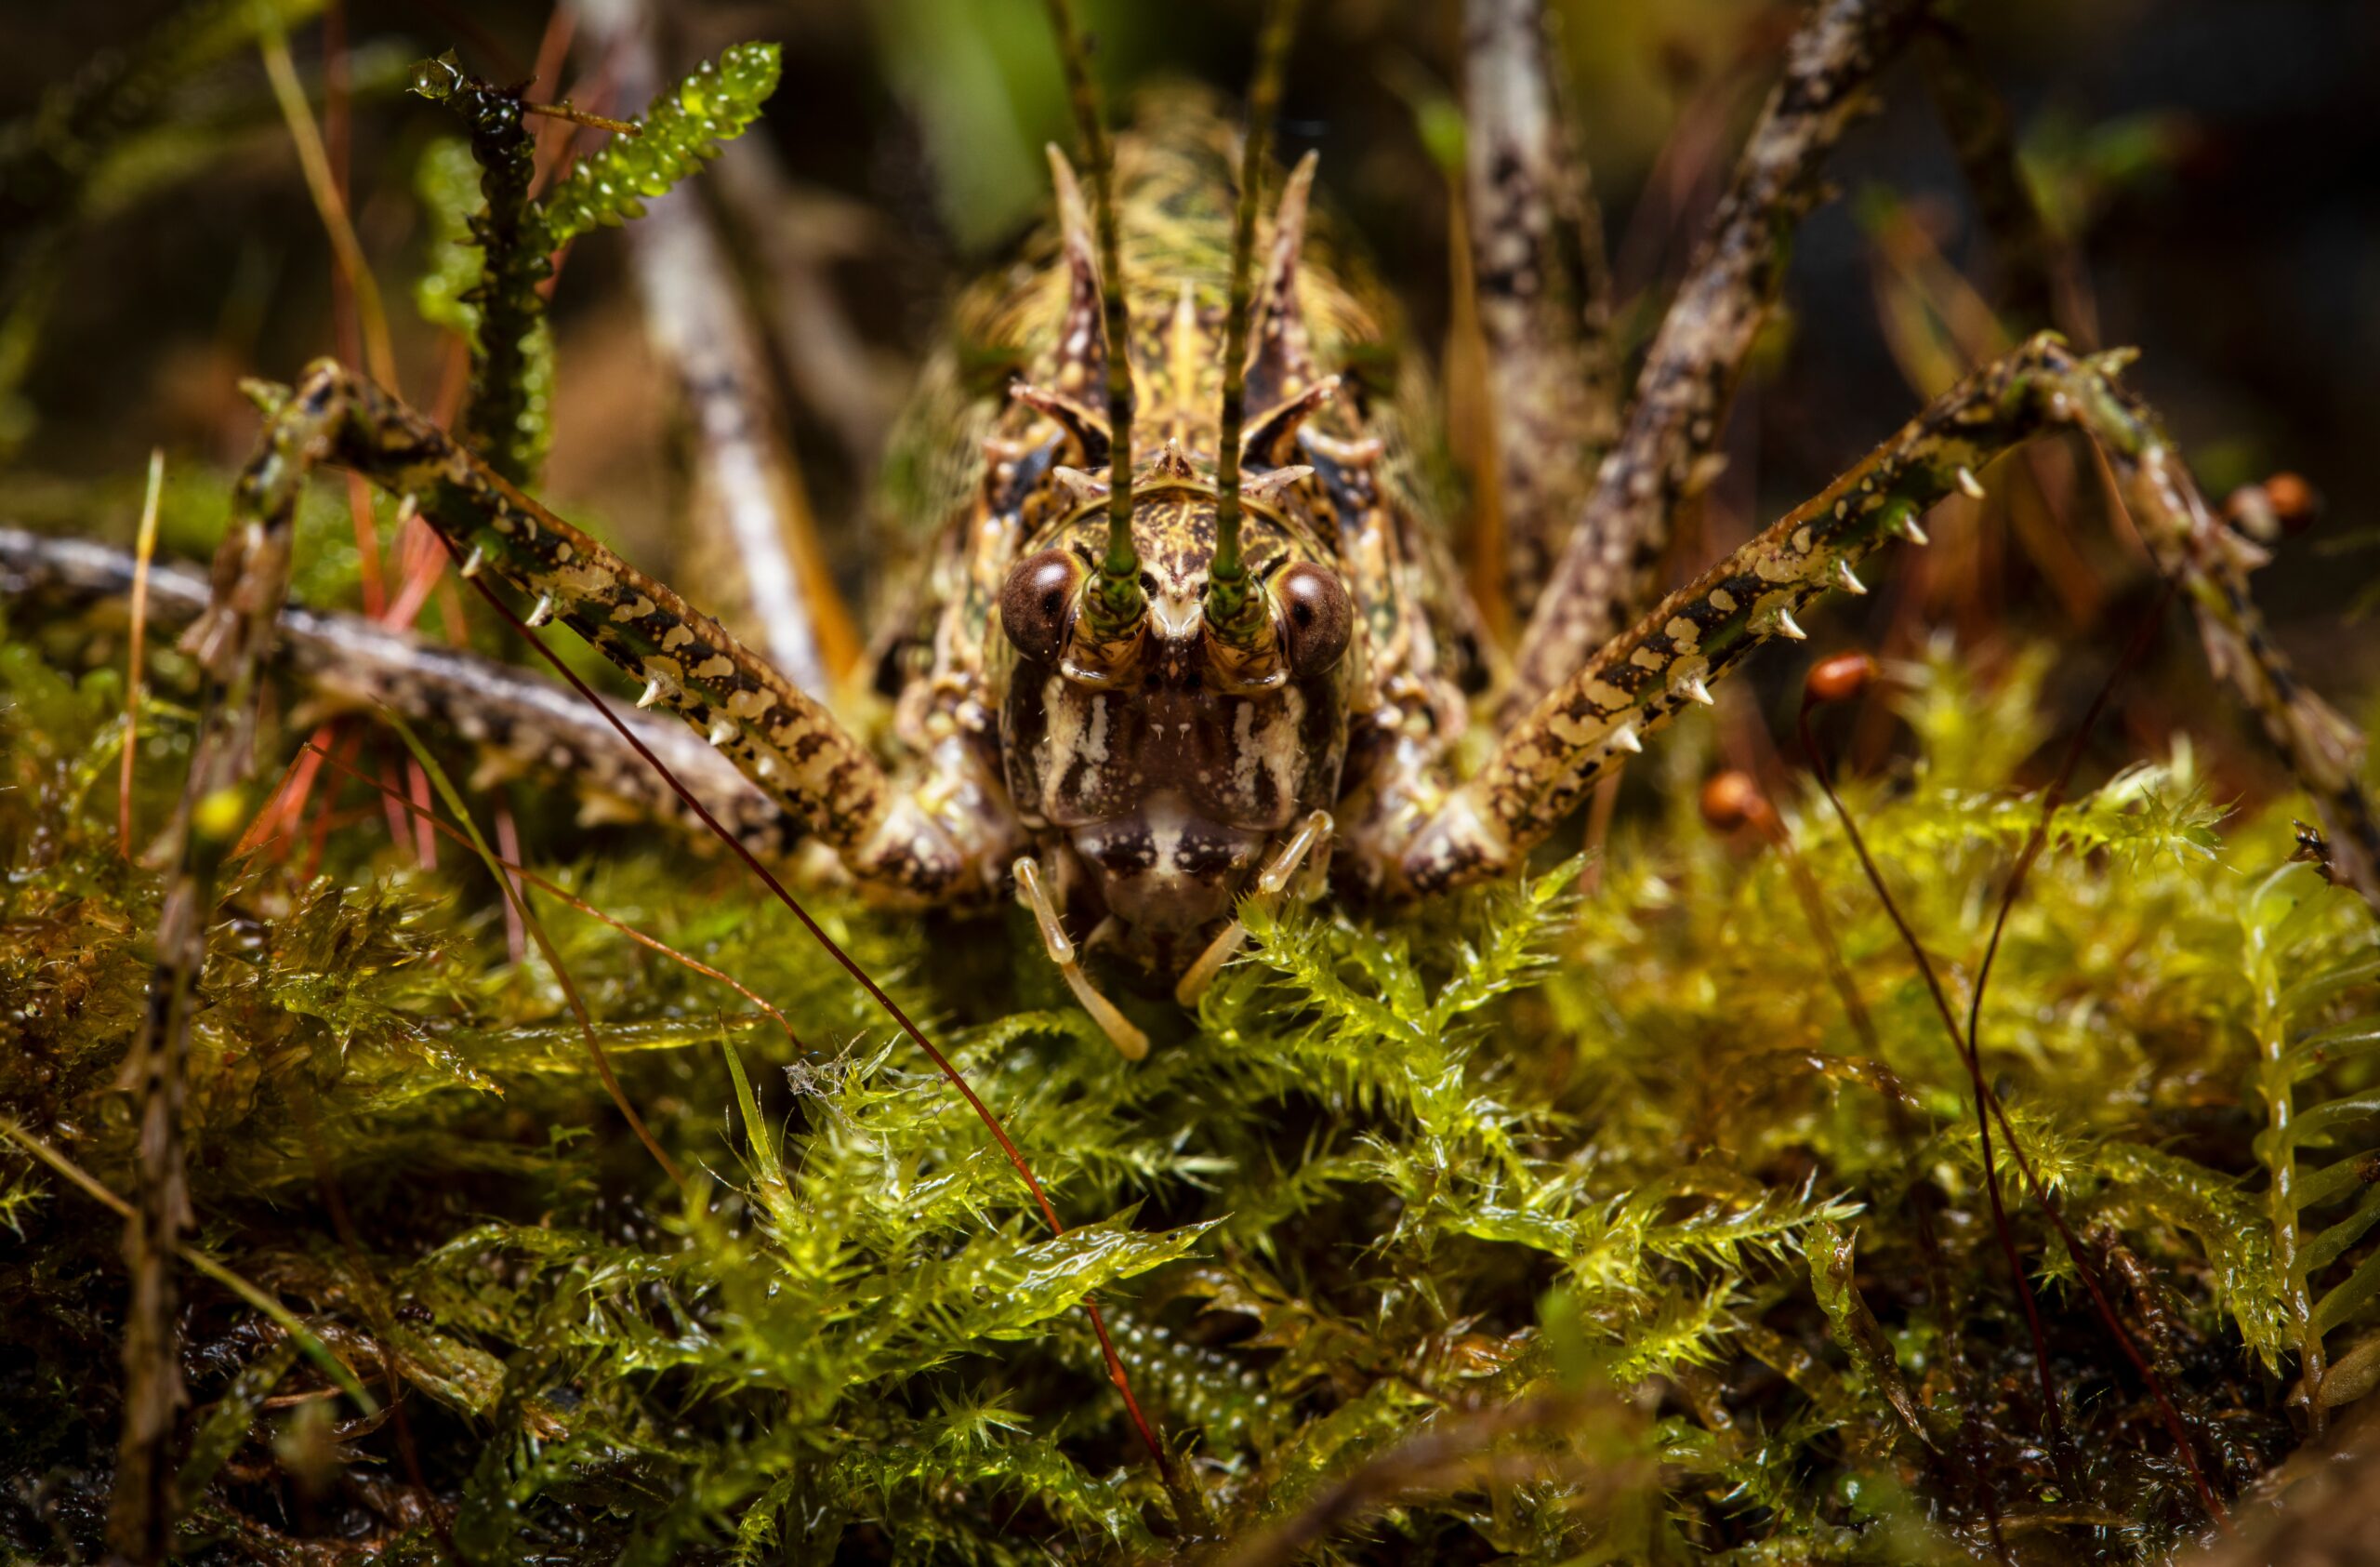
[993,482,1362,973]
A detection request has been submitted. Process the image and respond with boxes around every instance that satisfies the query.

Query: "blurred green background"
[4,0,2374,707]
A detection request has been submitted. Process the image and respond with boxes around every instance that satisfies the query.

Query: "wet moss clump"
[4,7,2379,1562]
[3,614,2375,1561]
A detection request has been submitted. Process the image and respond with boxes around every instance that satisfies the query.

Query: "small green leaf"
[540,43,782,246]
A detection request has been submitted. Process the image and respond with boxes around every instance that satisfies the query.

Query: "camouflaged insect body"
[97,13,2380,1034]
[873,98,1477,975]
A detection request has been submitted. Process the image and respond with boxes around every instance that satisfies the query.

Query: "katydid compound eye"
[999,548,1082,665]
[1274,562,1353,675]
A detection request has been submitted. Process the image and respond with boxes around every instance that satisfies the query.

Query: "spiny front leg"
[1461,0,1618,631]
[1399,333,2380,910]
[594,0,859,698]
[1502,0,1925,714]
[194,359,985,898]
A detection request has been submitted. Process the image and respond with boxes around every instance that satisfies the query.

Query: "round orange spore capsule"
[1700,769,1772,833]
[2263,471,2320,535]
[1804,651,1879,707]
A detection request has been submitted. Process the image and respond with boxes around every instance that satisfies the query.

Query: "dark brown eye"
[1274,562,1353,675]
[999,547,1082,665]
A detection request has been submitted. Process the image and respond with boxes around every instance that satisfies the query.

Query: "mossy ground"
[6,7,2380,1561]
[5,609,2375,1561]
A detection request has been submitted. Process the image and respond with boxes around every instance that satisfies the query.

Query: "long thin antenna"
[1210,0,1305,640]
[1042,0,1143,633]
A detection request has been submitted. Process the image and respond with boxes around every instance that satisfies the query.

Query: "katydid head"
[993,113,1361,974]
[991,451,1360,975]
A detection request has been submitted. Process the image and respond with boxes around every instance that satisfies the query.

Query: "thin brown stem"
[282,1082,449,1559]
[116,449,164,859]
[1759,813,1881,1058]
[294,743,802,1048]
[1916,20,2071,339]
[382,705,685,1188]
[1798,595,2228,1527]
[1798,696,2069,1470]
[522,99,636,135]
[321,1,390,623]
[258,21,397,391]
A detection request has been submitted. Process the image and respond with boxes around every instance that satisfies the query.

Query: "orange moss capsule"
[2226,471,2322,540]
[1804,651,1879,707]
[1700,769,1773,833]
[2263,471,2320,535]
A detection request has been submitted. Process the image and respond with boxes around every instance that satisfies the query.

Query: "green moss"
[407,42,781,486]
[537,44,783,246]
[3,617,2374,1559]
[5,18,2378,1555]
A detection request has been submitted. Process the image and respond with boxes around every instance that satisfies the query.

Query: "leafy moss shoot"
[3,5,2379,1564]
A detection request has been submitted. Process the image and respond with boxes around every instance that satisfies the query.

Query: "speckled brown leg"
[1402,334,2380,912]
[1502,0,1927,716]
[1461,0,1618,630]
[592,0,861,698]
[192,360,999,899]
[112,359,363,1559]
